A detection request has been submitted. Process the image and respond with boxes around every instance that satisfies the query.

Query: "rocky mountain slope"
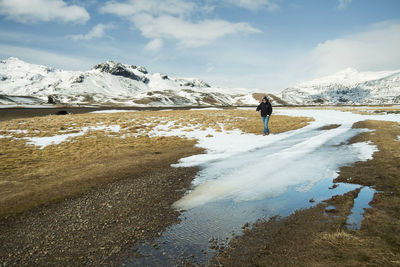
[279,68,400,105]
[0,57,260,107]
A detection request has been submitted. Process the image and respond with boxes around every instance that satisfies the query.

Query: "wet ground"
[1,108,398,266]
[122,109,395,265]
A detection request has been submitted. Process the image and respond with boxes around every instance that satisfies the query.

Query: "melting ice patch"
[149,109,398,210]
[173,128,377,210]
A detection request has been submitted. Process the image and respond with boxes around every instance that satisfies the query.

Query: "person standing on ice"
[256,96,273,136]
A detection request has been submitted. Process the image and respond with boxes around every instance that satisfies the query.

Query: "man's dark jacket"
[256,101,273,117]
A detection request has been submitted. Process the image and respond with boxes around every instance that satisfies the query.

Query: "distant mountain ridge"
[279,68,400,105]
[0,57,260,107]
[2,58,399,107]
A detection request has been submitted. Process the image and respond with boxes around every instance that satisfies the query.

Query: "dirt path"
[0,148,199,266]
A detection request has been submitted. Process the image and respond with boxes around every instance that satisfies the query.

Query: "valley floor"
[0,108,308,266]
[1,106,399,266]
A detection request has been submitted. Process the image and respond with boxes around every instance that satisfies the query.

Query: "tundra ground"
[0,109,310,266]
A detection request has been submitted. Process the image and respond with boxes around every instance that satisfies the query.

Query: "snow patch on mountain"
[279,68,400,105]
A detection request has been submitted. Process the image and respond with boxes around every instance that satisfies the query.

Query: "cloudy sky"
[0,0,399,92]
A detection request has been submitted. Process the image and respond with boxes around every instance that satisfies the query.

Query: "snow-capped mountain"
[0,57,260,107]
[279,68,400,105]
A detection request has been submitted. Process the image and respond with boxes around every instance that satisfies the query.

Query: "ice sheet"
[149,109,399,210]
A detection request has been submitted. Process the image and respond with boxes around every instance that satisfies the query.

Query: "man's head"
[262,96,268,103]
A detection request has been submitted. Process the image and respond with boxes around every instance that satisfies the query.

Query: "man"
[256,96,273,136]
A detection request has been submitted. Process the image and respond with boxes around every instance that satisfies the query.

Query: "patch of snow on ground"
[236,107,254,110]
[24,125,121,149]
[25,132,86,149]
[90,110,138,114]
[189,108,224,111]
[149,109,399,210]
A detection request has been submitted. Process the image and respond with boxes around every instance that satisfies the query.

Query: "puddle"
[125,179,361,266]
[124,127,372,265]
[346,187,375,230]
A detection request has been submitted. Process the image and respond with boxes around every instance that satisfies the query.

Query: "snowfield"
[147,109,399,210]
[279,68,400,105]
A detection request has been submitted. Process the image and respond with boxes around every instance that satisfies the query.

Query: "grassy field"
[0,109,312,218]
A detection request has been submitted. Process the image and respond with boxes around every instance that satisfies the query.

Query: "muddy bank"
[215,119,400,266]
[0,149,200,266]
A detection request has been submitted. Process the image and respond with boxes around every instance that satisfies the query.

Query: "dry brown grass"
[0,109,311,218]
[334,120,400,256]
[318,124,341,130]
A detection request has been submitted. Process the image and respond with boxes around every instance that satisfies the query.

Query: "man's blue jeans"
[262,116,270,134]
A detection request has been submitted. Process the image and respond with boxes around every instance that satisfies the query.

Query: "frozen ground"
[147,109,399,210]
[128,109,400,265]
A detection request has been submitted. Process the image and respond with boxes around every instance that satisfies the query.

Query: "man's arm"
[267,104,273,116]
[256,103,261,112]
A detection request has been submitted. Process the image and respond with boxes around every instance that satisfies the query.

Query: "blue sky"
[0,0,399,92]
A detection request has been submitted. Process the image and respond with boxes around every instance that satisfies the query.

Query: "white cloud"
[337,0,352,10]
[145,38,164,52]
[0,44,95,70]
[69,24,115,40]
[100,0,196,17]
[225,0,279,11]
[100,0,261,49]
[308,21,400,76]
[133,14,260,48]
[206,64,215,73]
[0,0,89,24]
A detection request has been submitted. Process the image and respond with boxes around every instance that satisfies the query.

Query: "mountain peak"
[280,68,400,105]
[92,60,149,82]
[1,57,25,64]
[0,57,259,107]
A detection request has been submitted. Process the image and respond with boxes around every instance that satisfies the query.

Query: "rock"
[242,222,249,229]
[93,61,143,82]
[136,66,148,74]
[329,184,339,189]
[73,74,85,83]
[47,95,58,104]
[54,110,69,115]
